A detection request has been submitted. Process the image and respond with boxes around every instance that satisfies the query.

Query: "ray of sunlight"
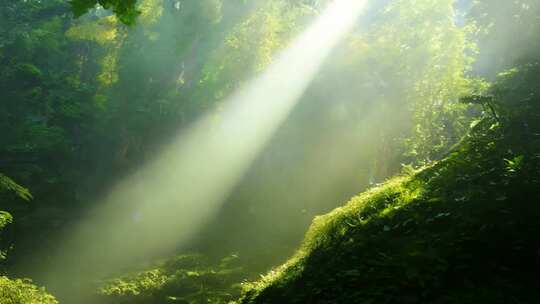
[42,0,369,299]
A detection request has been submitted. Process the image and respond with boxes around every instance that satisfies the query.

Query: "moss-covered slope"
[238,116,540,303]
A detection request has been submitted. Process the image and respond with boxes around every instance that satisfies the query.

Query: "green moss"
[0,276,58,304]
[238,118,540,304]
[98,254,248,304]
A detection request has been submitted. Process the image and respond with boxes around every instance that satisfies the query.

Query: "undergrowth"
[237,115,540,303]
[0,276,58,304]
[98,254,249,304]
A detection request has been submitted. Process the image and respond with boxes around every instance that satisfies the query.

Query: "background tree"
[469,0,540,78]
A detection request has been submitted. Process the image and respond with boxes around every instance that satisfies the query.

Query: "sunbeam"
[41,0,369,299]
[4,0,539,303]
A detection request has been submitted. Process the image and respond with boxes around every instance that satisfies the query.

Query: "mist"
[1,0,537,303]
[18,0,373,301]
[468,0,540,78]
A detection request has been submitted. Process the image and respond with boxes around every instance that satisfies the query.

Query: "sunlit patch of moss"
[98,254,248,304]
[0,276,58,304]
[238,117,540,304]
[299,175,427,251]
[100,269,168,297]
[238,176,423,300]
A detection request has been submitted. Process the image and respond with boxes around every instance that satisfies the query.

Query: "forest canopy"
[71,0,140,25]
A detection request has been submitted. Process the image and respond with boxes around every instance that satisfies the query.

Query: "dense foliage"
[98,254,248,304]
[71,0,139,25]
[1,0,539,303]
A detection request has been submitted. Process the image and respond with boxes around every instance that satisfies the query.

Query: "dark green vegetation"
[1,0,539,303]
[238,64,540,303]
[71,0,139,25]
[98,254,247,304]
[1,177,58,302]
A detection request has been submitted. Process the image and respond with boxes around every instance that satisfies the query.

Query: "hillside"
[238,66,540,304]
